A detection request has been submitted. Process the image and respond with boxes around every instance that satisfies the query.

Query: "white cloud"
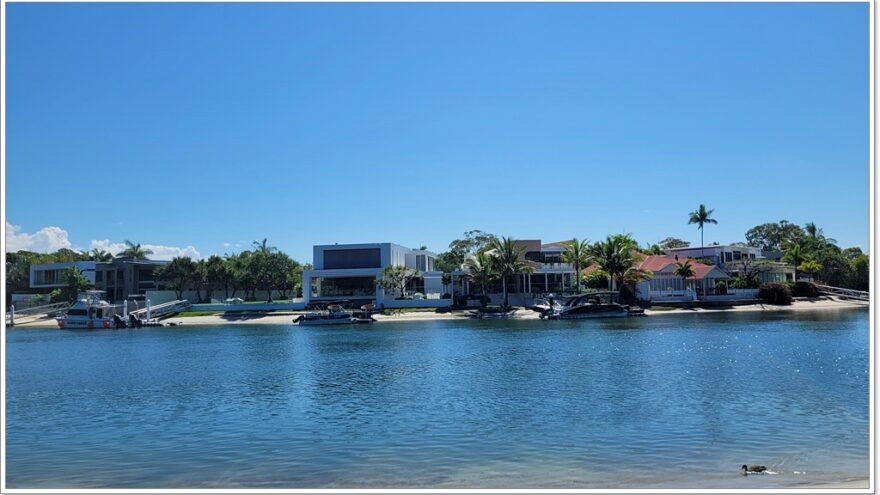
[5,222,74,253]
[89,239,202,260]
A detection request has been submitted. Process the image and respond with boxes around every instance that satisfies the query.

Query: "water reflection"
[6,309,869,488]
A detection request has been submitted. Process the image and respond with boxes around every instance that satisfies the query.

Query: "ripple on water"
[6,309,869,488]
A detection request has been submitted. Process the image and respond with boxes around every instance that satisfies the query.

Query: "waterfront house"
[454,240,579,305]
[29,257,169,303]
[663,244,794,283]
[302,243,448,308]
[635,255,730,302]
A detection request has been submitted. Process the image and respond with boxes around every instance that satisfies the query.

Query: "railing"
[6,302,70,324]
[129,300,192,319]
[814,285,870,302]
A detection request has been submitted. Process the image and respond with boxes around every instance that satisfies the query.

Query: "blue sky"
[6,3,870,261]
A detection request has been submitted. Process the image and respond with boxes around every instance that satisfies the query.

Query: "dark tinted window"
[67,309,88,316]
[324,248,381,269]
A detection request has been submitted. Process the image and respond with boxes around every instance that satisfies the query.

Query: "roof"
[637,255,727,280]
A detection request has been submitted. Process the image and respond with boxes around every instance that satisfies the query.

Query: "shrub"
[715,281,728,294]
[618,283,638,305]
[792,281,819,298]
[758,283,792,305]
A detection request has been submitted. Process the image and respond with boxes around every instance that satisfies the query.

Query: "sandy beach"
[10,296,868,329]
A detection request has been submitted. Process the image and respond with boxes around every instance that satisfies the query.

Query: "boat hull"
[57,317,113,329]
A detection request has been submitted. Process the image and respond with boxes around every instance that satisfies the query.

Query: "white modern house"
[302,243,448,308]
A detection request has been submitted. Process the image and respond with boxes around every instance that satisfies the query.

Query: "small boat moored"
[293,301,374,326]
[538,292,633,320]
[57,291,118,329]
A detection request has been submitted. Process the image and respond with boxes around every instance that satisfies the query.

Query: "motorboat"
[293,301,373,326]
[57,291,119,329]
[539,292,631,320]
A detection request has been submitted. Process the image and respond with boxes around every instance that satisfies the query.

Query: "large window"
[313,276,377,298]
[323,248,381,269]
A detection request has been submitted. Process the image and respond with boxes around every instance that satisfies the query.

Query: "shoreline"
[10,297,868,329]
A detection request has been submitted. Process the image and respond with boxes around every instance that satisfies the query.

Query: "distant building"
[29,257,169,302]
[302,243,443,306]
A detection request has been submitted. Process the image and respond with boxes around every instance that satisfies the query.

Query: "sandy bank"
[9,297,866,329]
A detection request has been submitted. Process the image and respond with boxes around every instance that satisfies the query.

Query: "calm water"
[6,309,869,488]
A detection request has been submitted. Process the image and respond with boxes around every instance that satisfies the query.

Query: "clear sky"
[6,2,870,261]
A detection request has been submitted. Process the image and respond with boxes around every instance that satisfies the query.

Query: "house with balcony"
[663,244,794,284]
[302,243,448,308]
[29,257,169,303]
[452,240,580,305]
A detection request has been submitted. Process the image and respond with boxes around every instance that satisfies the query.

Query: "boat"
[293,301,374,326]
[57,291,119,329]
[539,292,631,320]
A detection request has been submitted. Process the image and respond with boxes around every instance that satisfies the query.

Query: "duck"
[741,464,768,475]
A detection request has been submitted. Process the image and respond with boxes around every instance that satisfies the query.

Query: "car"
[225,297,244,305]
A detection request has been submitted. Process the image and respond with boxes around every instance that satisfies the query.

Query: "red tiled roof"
[637,255,724,280]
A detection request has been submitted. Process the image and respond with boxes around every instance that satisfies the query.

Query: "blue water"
[6,309,869,488]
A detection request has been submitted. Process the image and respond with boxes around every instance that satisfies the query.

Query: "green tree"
[688,204,718,259]
[377,265,421,299]
[563,237,592,293]
[798,260,822,280]
[658,237,690,250]
[644,244,663,255]
[850,255,869,291]
[120,241,153,260]
[464,251,498,300]
[89,248,113,262]
[587,234,640,292]
[673,260,696,280]
[783,244,805,282]
[487,236,533,307]
[201,255,228,302]
[745,220,805,251]
[155,257,196,300]
[61,266,92,303]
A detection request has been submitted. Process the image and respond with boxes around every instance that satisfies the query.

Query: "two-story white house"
[302,243,446,308]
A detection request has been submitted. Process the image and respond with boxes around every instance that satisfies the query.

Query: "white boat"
[293,302,373,326]
[57,291,119,329]
[539,292,631,320]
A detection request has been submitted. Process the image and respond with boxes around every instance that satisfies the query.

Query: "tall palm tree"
[784,243,804,282]
[804,222,837,244]
[89,248,113,262]
[120,240,153,260]
[688,204,718,260]
[464,251,498,300]
[673,260,696,291]
[562,238,592,294]
[487,236,533,307]
[587,234,640,292]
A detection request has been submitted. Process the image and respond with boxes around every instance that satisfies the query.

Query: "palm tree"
[804,222,837,244]
[252,238,276,255]
[688,204,718,259]
[120,240,153,260]
[673,260,696,292]
[784,243,804,282]
[562,238,592,294]
[89,248,113,262]
[587,234,640,292]
[487,236,533,307]
[464,251,498,301]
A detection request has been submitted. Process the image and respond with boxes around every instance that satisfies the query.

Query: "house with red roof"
[635,255,734,302]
